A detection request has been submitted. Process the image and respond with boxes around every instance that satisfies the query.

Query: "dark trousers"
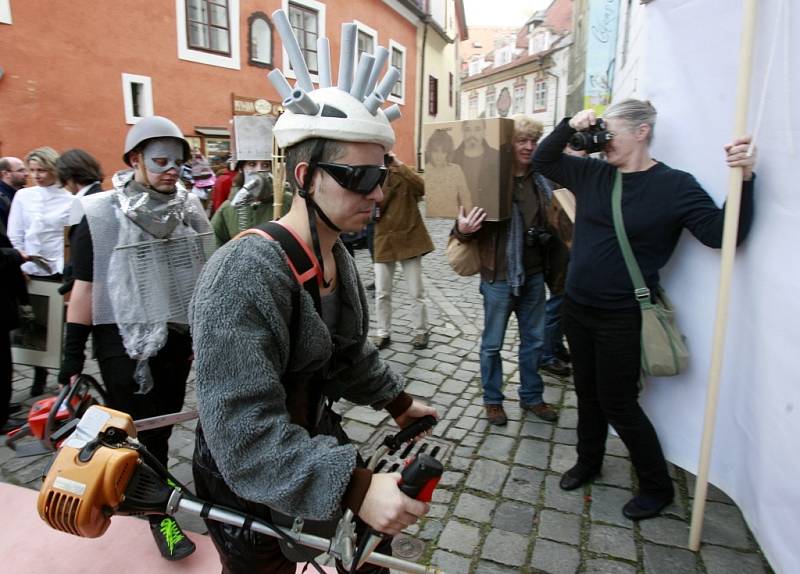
[193,413,391,574]
[563,296,673,499]
[1,329,11,425]
[94,325,193,466]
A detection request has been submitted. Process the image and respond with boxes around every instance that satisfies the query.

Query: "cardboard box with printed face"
[422,117,514,221]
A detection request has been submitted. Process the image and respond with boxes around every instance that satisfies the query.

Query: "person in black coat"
[0,231,30,432]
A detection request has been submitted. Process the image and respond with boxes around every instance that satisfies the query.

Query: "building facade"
[0,0,420,178]
[411,0,467,168]
[459,0,572,132]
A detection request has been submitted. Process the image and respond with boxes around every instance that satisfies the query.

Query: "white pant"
[374,256,428,338]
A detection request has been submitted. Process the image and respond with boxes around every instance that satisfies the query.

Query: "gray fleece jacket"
[189,234,405,520]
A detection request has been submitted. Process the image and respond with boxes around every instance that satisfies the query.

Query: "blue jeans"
[542,294,566,364]
[479,273,546,406]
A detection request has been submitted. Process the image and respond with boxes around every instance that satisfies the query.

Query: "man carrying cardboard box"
[451,116,559,426]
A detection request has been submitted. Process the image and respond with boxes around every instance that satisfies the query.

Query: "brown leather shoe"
[412,332,430,350]
[484,404,508,426]
[522,401,558,422]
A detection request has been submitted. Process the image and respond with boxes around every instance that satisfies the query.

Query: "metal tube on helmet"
[272,9,314,94]
[375,67,401,102]
[317,37,332,88]
[267,69,294,101]
[285,89,320,116]
[350,54,375,101]
[383,104,402,123]
[337,23,357,92]
[366,46,389,96]
[282,95,304,115]
[363,91,386,116]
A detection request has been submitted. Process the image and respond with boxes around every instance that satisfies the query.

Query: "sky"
[462,0,552,28]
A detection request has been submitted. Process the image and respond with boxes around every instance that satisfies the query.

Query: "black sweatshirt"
[531,119,754,309]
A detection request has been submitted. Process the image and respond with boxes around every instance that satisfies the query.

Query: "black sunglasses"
[316,162,388,194]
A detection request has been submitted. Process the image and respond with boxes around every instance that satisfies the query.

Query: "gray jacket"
[189,234,404,520]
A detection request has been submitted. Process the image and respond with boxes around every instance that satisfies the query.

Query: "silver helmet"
[122,116,191,166]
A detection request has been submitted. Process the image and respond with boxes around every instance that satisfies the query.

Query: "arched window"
[248,12,273,68]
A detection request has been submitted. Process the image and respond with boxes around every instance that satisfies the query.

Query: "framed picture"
[11,279,65,369]
[204,137,231,166]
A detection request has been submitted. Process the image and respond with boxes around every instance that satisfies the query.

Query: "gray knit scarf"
[506,178,526,296]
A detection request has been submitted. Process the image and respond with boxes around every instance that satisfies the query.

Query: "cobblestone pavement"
[1,217,773,573]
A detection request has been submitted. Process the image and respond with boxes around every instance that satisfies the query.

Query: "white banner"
[633,1,800,572]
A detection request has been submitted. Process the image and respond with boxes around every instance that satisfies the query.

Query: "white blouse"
[7,184,75,275]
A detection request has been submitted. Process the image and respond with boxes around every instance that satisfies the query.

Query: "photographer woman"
[531,99,756,520]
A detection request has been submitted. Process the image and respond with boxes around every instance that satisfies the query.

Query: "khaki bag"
[446,233,481,276]
[611,170,689,377]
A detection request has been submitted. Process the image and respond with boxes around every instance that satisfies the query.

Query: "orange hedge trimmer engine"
[38,406,172,537]
[36,404,445,573]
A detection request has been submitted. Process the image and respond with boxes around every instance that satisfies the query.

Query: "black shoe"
[540,358,572,377]
[1,417,26,434]
[366,282,375,291]
[622,495,673,521]
[29,381,45,398]
[149,515,196,561]
[555,347,571,363]
[373,336,391,350]
[8,402,22,415]
[559,464,601,491]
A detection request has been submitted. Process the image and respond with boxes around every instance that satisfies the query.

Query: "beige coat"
[373,163,434,263]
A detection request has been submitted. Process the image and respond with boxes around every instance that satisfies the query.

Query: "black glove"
[58,323,92,386]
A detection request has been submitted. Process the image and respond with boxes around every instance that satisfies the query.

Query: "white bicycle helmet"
[274,87,395,151]
[269,9,401,152]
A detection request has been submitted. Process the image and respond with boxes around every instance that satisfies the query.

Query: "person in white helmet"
[190,11,437,574]
[58,115,214,561]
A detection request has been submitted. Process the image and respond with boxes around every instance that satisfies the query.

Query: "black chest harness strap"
[234,221,329,432]
[236,220,322,314]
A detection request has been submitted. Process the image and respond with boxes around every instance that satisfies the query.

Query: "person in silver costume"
[57,116,212,561]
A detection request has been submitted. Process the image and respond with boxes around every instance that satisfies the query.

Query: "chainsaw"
[5,374,109,457]
[4,374,198,458]
[38,405,445,573]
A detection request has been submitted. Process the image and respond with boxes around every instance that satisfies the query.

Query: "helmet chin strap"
[299,140,340,288]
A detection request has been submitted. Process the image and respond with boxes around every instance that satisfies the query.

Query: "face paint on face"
[242,160,270,174]
[143,139,185,174]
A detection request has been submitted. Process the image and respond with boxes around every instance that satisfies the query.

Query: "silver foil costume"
[78,176,214,393]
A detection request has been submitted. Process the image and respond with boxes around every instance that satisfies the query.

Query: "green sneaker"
[149,515,196,561]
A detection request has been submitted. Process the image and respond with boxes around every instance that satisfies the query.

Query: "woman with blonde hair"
[8,146,74,395]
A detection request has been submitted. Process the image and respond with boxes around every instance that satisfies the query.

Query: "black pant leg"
[96,327,192,467]
[0,329,11,424]
[563,297,607,470]
[587,303,674,499]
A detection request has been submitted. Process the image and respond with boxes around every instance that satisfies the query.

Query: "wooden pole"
[272,134,285,219]
[688,0,758,551]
